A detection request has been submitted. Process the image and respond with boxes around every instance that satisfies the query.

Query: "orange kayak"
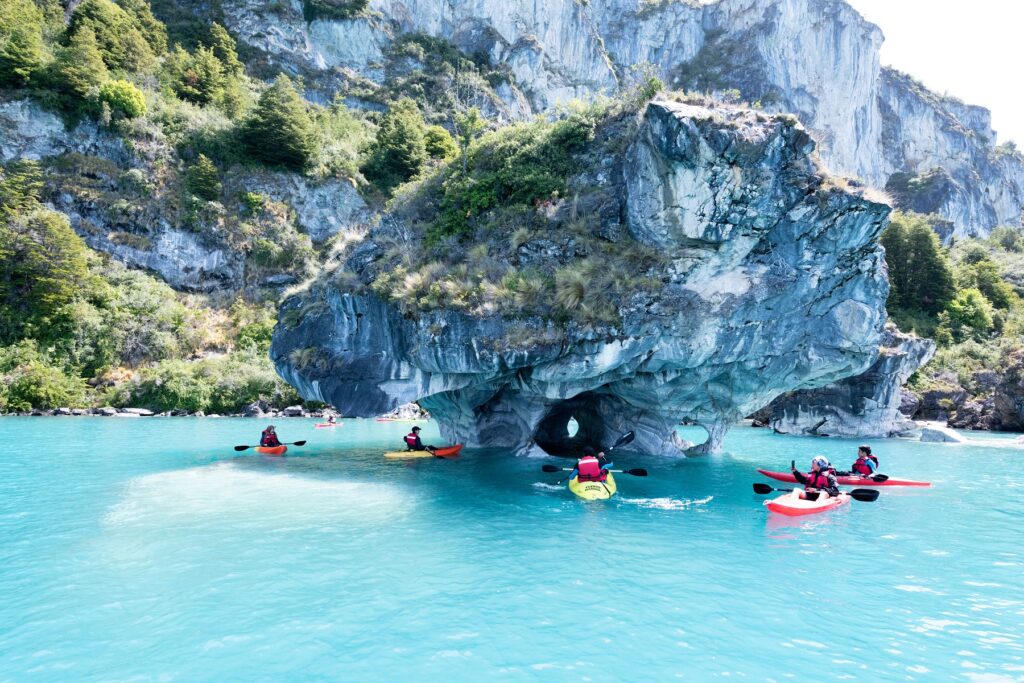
[255,445,288,456]
[764,490,849,516]
[433,444,463,458]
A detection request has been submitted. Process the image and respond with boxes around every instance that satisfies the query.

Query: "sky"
[845,0,1023,144]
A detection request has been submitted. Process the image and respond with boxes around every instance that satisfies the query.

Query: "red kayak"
[757,469,930,488]
[433,444,463,458]
[765,490,850,516]
[255,445,288,456]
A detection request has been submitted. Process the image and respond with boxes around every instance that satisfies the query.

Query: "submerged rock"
[768,326,936,438]
[271,101,890,456]
[920,425,966,443]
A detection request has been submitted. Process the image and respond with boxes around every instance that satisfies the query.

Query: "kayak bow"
[255,445,288,456]
[568,473,617,500]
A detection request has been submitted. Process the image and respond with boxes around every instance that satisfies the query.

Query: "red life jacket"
[404,433,421,450]
[577,456,608,482]
[805,470,831,490]
[261,431,280,447]
[852,455,879,476]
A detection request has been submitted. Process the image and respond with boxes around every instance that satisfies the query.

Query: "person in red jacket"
[569,446,611,482]
[260,425,282,447]
[791,456,840,498]
[403,426,436,453]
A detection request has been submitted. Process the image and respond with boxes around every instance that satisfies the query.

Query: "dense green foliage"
[99,79,147,118]
[424,125,458,160]
[882,212,956,318]
[241,75,317,170]
[302,0,368,22]
[429,107,599,242]
[65,0,158,73]
[185,154,222,200]
[0,0,46,86]
[51,27,110,105]
[362,98,429,191]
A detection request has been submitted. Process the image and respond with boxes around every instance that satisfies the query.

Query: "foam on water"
[105,461,413,527]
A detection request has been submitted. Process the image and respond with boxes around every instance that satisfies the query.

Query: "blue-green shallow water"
[1,418,1022,682]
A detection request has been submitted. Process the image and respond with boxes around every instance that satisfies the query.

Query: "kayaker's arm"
[823,473,841,497]
[791,469,811,486]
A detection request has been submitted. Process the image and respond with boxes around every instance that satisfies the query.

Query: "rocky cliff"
[216,0,1024,238]
[0,98,369,291]
[270,99,891,455]
[767,325,936,438]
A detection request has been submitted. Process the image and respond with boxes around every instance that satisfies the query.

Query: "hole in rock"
[534,392,618,458]
[676,420,709,448]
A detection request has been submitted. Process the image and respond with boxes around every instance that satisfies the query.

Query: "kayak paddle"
[542,465,648,477]
[234,440,307,452]
[752,482,880,502]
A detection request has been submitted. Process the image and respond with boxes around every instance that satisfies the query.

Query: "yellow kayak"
[568,472,617,500]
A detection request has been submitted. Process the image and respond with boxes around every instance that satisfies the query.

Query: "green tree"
[363,97,428,191]
[52,27,109,105]
[240,75,317,170]
[99,79,147,118]
[989,226,1024,252]
[208,23,243,76]
[939,288,994,343]
[65,0,155,73]
[0,208,96,344]
[956,249,1015,310]
[0,160,44,219]
[0,0,46,86]
[185,154,221,200]
[455,106,485,174]
[0,341,87,411]
[424,124,458,160]
[882,212,956,317]
[117,0,167,55]
[167,45,225,105]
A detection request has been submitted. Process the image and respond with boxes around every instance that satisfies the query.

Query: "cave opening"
[533,392,614,458]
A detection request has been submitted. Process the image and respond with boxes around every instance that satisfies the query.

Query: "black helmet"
[859,445,872,455]
[411,426,421,432]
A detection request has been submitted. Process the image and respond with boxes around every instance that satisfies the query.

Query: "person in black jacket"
[791,456,840,498]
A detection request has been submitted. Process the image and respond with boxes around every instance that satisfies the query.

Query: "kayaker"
[327,415,337,425]
[404,426,436,453]
[791,456,840,498]
[849,445,879,476]
[569,446,612,483]
[260,425,282,447]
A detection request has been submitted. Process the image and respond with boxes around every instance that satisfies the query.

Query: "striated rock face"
[219,0,1024,236]
[271,101,891,456]
[224,169,372,244]
[768,326,936,438]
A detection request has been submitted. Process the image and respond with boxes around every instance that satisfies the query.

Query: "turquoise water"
[1,418,1022,682]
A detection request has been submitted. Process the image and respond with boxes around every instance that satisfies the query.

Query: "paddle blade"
[625,468,648,477]
[292,440,307,446]
[870,474,889,482]
[752,483,774,494]
[542,465,561,473]
[849,488,880,502]
[613,431,636,448]
[234,445,250,451]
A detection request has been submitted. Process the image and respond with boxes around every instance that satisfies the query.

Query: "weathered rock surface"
[915,372,969,421]
[271,101,890,456]
[920,425,966,443]
[224,169,372,244]
[218,0,1024,237]
[768,326,935,438]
